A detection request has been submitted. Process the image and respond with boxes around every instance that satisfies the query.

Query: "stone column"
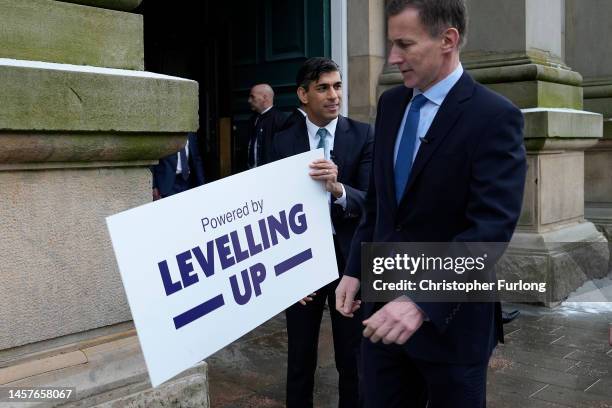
[347,0,386,123]
[466,0,608,304]
[0,0,208,405]
[377,0,608,304]
[565,0,612,240]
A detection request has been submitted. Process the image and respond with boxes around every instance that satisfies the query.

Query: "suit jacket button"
[395,225,402,232]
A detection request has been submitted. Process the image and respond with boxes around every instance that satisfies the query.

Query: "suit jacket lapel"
[331,116,349,179]
[398,72,475,207]
[292,121,310,155]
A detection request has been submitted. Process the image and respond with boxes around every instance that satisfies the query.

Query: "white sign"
[106,150,338,387]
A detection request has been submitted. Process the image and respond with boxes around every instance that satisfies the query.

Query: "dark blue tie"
[394,94,428,203]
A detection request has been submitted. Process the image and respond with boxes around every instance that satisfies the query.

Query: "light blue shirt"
[393,64,464,166]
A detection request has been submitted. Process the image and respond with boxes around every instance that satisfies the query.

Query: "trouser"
[285,238,362,408]
[361,338,489,408]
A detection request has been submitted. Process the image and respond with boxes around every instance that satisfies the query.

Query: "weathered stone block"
[522,108,602,151]
[0,59,198,133]
[504,223,609,304]
[584,97,612,120]
[348,55,384,123]
[58,0,142,11]
[0,0,143,70]
[485,81,583,109]
[517,155,537,228]
[0,167,149,349]
[518,152,588,232]
[585,149,612,203]
[0,132,189,166]
[585,206,612,242]
[540,153,583,225]
[1,333,209,407]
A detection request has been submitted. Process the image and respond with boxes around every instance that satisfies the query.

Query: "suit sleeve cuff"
[333,183,347,210]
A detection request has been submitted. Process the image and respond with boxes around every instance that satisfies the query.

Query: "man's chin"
[401,72,420,88]
[402,78,418,89]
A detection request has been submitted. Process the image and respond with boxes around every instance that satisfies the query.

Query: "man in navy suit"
[271,57,373,408]
[335,1,527,407]
[152,132,205,199]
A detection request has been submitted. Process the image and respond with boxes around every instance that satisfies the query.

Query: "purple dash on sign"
[173,294,225,329]
[274,249,313,276]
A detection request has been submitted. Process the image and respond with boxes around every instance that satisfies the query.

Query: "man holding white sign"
[107,149,340,387]
[271,57,374,408]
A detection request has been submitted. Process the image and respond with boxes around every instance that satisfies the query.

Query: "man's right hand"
[335,275,361,317]
[152,188,161,201]
[298,292,317,306]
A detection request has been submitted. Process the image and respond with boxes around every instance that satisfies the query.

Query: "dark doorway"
[138,0,330,181]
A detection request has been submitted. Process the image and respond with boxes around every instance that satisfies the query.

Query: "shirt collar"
[305,115,338,138]
[414,63,464,106]
[260,105,273,115]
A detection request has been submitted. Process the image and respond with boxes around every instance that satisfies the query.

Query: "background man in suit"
[271,57,373,408]
[247,83,287,167]
[280,105,307,131]
[152,132,205,200]
[335,1,527,407]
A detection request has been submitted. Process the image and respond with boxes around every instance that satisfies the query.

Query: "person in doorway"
[152,132,205,199]
[247,83,287,168]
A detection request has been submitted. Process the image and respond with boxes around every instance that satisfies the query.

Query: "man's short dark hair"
[387,0,468,48]
[296,57,341,90]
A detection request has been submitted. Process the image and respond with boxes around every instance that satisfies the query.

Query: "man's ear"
[441,27,460,52]
[297,87,308,105]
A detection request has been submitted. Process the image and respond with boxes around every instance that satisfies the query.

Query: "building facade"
[0,0,609,405]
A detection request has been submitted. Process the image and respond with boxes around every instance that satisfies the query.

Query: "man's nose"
[328,88,339,100]
[388,44,402,65]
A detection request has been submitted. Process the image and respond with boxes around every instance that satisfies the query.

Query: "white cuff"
[333,184,347,210]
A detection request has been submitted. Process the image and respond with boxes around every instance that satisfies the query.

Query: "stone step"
[0,332,208,407]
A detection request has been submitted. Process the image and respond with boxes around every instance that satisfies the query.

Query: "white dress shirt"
[175,139,189,174]
[304,116,347,209]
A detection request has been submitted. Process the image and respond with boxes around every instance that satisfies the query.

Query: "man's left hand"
[363,296,424,345]
[309,159,342,198]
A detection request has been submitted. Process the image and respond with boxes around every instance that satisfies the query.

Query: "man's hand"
[298,292,317,306]
[363,296,424,345]
[335,275,361,317]
[152,188,161,201]
[309,159,343,198]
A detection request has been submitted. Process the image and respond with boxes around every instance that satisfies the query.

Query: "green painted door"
[229,0,331,172]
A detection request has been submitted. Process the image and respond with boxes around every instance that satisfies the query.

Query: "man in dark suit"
[335,1,527,407]
[271,57,373,408]
[152,132,205,199]
[280,106,307,131]
[247,83,287,167]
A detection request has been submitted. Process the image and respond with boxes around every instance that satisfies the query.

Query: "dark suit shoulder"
[269,106,288,125]
[470,81,521,118]
[340,116,372,135]
[281,109,305,131]
[274,122,301,140]
[379,85,410,106]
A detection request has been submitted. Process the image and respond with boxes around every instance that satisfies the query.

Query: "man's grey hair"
[387,0,468,48]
